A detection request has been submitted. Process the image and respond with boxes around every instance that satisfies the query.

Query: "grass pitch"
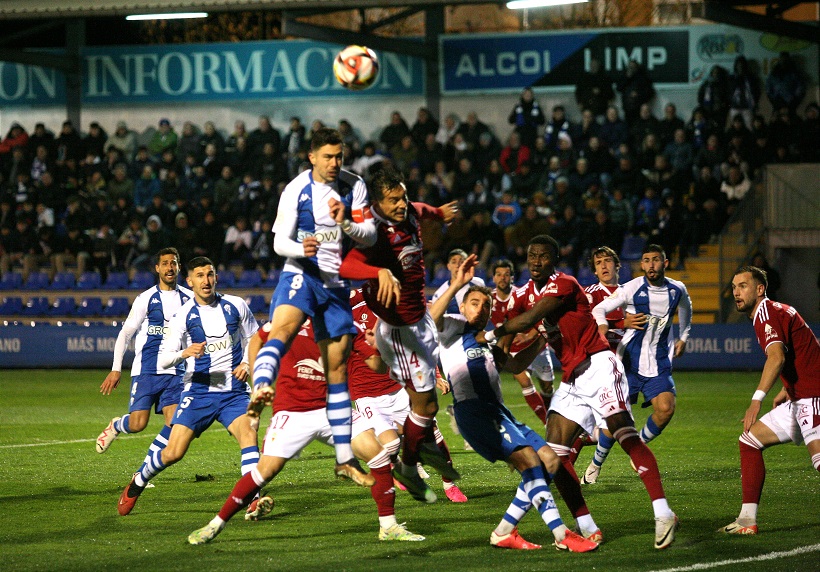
[1,370,817,572]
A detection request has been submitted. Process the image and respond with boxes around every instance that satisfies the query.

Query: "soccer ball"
[333,45,379,91]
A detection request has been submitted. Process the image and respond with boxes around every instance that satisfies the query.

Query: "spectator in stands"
[750,252,781,300]
[505,204,551,264]
[616,59,656,125]
[247,115,280,158]
[664,128,694,183]
[102,147,126,182]
[435,113,460,148]
[636,132,662,171]
[29,145,52,188]
[698,65,731,129]
[748,129,774,178]
[144,193,174,229]
[83,121,108,160]
[390,135,418,177]
[694,133,724,179]
[90,221,116,281]
[685,107,719,151]
[133,164,160,215]
[551,203,584,273]
[720,164,751,217]
[676,197,704,270]
[466,210,501,270]
[214,165,240,220]
[105,121,136,162]
[728,55,760,129]
[410,107,439,147]
[148,118,178,159]
[194,210,225,266]
[254,141,286,184]
[510,160,541,202]
[226,135,252,177]
[221,215,253,270]
[798,102,819,163]
[87,195,113,231]
[574,57,614,118]
[4,145,29,192]
[544,105,573,154]
[641,154,675,194]
[225,120,247,156]
[657,103,685,149]
[117,216,149,270]
[56,120,84,167]
[350,141,383,181]
[154,149,177,183]
[27,122,55,159]
[567,157,596,196]
[573,109,600,151]
[540,156,564,194]
[607,188,632,253]
[508,87,545,149]
[199,121,224,159]
[54,225,91,277]
[491,190,522,229]
[650,200,679,264]
[337,119,362,157]
[767,107,802,163]
[499,131,531,175]
[379,111,411,153]
[447,132,473,171]
[456,111,490,152]
[0,123,29,160]
[417,133,445,176]
[176,121,200,163]
[691,165,723,210]
[451,157,480,202]
[765,52,806,117]
[473,131,502,176]
[580,182,608,218]
[584,210,621,261]
[201,143,223,180]
[599,105,629,154]
[629,103,659,151]
[145,214,171,261]
[548,176,579,216]
[483,158,510,200]
[0,215,39,279]
[463,178,494,218]
[610,154,640,201]
[250,217,275,274]
[129,145,154,181]
[634,185,661,235]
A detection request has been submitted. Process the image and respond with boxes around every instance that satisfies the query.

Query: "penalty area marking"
[648,543,820,572]
[0,435,150,449]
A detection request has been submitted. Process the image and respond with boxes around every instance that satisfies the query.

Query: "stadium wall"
[2,323,817,369]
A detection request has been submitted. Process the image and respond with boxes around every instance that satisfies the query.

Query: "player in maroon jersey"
[490,258,549,425]
[340,167,460,503]
[477,235,679,550]
[720,266,820,535]
[187,319,426,545]
[575,246,649,482]
[348,289,467,502]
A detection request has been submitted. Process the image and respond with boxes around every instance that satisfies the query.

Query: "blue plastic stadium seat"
[102,296,130,317]
[128,271,154,290]
[474,267,487,282]
[22,272,50,290]
[218,270,237,288]
[556,265,574,276]
[618,264,633,282]
[576,266,597,287]
[0,296,23,315]
[429,266,449,288]
[620,235,646,262]
[262,269,281,289]
[76,271,102,290]
[76,297,103,317]
[515,268,531,286]
[236,269,262,288]
[104,271,129,289]
[21,296,50,316]
[0,272,23,291]
[49,296,76,316]
[50,272,76,290]
[245,294,268,314]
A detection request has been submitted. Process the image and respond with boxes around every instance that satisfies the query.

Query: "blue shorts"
[129,374,182,414]
[627,371,676,408]
[172,389,250,437]
[270,272,356,342]
[454,399,545,463]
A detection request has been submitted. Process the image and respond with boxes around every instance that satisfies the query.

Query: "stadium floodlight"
[506,0,588,8]
[126,12,208,21]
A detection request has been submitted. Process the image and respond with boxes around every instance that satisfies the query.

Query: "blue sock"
[241,446,260,476]
[135,448,166,487]
[593,431,616,468]
[641,415,662,444]
[138,424,171,475]
[253,338,286,388]
[326,381,354,463]
[501,482,533,529]
[114,414,131,434]
[520,466,563,531]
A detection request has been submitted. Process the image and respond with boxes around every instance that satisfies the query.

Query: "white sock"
[379,515,397,529]
[551,523,568,542]
[738,503,758,523]
[494,520,515,536]
[209,516,226,528]
[652,498,674,518]
[576,514,597,535]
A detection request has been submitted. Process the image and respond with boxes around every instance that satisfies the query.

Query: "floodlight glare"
[506,0,588,8]
[126,12,208,21]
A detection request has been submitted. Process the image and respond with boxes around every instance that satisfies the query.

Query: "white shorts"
[760,397,820,446]
[261,408,372,459]
[529,348,554,381]
[549,351,632,434]
[375,312,439,393]
[355,389,410,436]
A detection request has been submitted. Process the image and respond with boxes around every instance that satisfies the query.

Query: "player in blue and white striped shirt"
[117,256,259,515]
[96,248,192,480]
[251,128,377,486]
[589,244,691,481]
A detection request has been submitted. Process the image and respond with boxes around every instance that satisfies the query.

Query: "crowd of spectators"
[0,53,816,283]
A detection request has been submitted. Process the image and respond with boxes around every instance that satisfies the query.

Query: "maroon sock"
[739,441,765,504]
[402,413,433,466]
[524,392,548,425]
[217,472,262,522]
[619,434,666,501]
[370,464,395,517]
[552,456,590,517]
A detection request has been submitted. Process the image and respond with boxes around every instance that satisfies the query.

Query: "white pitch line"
[648,543,820,572]
[0,435,149,449]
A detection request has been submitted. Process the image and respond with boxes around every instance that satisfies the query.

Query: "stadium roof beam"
[703,1,820,44]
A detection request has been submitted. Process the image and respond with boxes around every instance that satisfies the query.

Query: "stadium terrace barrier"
[0,323,817,370]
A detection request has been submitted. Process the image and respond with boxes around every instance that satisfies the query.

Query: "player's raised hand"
[624,312,648,330]
[328,197,345,223]
[99,371,121,395]
[302,236,319,258]
[376,268,401,308]
[454,253,478,287]
[439,201,459,224]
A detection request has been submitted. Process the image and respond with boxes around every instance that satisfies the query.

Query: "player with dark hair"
[339,166,461,503]
[587,244,691,481]
[431,248,486,314]
[250,127,377,486]
[478,235,679,549]
[117,257,259,515]
[432,259,599,552]
[489,258,548,425]
[720,266,820,534]
[96,248,192,481]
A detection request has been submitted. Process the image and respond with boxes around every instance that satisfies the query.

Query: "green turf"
[1,370,817,571]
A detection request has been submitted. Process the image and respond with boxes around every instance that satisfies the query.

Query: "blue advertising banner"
[1,323,816,370]
[0,40,425,106]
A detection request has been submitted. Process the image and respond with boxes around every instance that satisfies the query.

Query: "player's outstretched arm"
[744,342,786,432]
[502,336,547,374]
[99,371,121,395]
[328,197,377,247]
[429,254,477,329]
[479,295,562,344]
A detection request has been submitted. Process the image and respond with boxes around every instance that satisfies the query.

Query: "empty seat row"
[0,296,131,317]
